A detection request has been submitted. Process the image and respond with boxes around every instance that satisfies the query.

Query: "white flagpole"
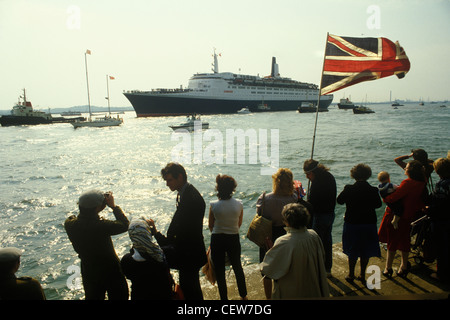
[307,33,329,198]
[85,50,92,121]
[106,75,111,116]
[310,32,330,160]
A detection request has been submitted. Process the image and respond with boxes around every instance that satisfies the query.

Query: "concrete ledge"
[201,242,450,300]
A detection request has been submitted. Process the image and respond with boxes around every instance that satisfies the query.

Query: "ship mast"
[22,88,27,105]
[106,75,111,116]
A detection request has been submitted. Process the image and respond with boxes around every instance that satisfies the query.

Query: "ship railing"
[124,88,193,94]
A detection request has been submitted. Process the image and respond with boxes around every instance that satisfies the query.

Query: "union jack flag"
[320,34,410,95]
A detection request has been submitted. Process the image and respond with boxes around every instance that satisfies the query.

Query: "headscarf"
[128,218,165,263]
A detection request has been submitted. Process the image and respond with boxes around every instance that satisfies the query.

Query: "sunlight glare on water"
[0,103,449,299]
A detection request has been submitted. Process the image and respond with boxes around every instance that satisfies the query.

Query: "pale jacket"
[260,227,330,299]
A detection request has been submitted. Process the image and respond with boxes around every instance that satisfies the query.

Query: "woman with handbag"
[254,168,298,263]
[208,174,248,300]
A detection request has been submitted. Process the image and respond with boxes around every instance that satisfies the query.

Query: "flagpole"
[307,33,329,198]
[85,50,91,121]
[310,32,329,160]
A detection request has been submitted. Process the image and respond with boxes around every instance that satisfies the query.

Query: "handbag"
[201,246,216,285]
[246,192,272,248]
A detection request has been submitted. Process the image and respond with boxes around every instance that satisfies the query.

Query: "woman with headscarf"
[121,218,174,299]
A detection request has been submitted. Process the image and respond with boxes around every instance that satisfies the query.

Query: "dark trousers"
[432,220,450,282]
[211,233,247,300]
[312,212,335,273]
[179,268,203,300]
[82,265,128,300]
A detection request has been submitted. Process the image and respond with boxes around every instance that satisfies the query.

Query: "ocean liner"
[123,52,333,117]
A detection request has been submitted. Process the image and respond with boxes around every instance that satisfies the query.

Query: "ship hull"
[0,115,86,126]
[124,93,333,117]
[0,115,53,126]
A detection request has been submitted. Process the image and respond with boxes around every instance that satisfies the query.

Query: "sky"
[1,0,449,110]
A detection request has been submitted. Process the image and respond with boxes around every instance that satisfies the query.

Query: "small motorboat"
[237,107,251,114]
[169,114,209,132]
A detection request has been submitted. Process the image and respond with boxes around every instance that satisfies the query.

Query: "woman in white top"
[209,174,247,300]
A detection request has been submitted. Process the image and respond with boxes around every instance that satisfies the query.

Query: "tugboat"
[353,106,375,114]
[0,89,54,126]
[337,98,355,109]
[297,102,328,113]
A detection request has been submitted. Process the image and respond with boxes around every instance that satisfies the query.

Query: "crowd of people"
[1,149,449,300]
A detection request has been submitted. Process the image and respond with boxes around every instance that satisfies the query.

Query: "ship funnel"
[212,49,220,73]
[270,57,279,78]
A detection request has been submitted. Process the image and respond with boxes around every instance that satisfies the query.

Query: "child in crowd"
[378,171,403,229]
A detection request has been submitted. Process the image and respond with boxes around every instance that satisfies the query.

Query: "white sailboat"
[72,50,123,128]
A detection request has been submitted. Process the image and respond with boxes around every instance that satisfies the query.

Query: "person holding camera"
[64,189,129,300]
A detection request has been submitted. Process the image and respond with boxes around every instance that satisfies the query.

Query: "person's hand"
[146,219,157,234]
[391,215,400,230]
[104,192,116,208]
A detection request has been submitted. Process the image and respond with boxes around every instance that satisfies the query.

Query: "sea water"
[0,103,448,300]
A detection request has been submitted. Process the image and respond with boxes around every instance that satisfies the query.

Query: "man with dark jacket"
[149,163,207,300]
[0,247,46,300]
[64,190,129,300]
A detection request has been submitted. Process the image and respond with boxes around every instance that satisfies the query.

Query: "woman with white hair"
[261,203,329,299]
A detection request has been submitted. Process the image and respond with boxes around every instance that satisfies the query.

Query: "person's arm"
[384,179,411,204]
[147,218,170,246]
[103,193,129,234]
[238,207,243,228]
[336,185,349,205]
[394,153,413,169]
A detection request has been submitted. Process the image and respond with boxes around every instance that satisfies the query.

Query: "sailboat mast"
[106,75,111,115]
[85,50,92,120]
